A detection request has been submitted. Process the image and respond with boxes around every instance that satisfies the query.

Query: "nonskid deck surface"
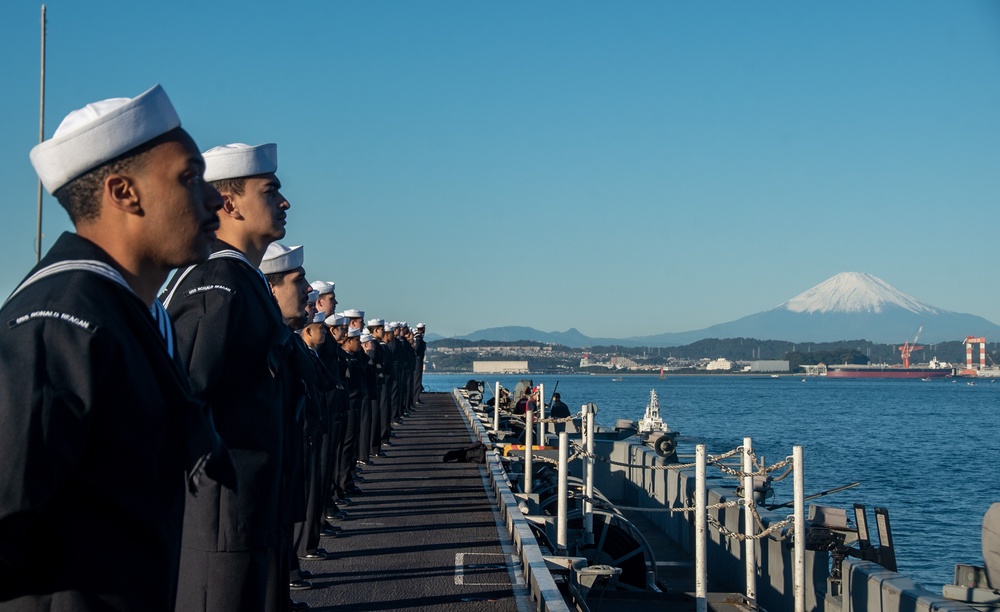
[295,392,526,611]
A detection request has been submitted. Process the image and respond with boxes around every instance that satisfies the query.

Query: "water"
[424,372,999,592]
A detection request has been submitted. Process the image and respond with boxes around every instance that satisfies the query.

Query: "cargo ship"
[824,364,952,379]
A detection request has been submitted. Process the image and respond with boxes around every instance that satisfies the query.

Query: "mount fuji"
[632,272,1000,346]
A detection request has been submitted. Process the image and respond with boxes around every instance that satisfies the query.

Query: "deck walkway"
[294,392,531,611]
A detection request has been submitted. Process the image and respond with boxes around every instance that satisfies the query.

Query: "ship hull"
[825,368,951,379]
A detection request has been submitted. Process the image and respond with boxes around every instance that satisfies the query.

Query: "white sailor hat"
[203,143,277,182]
[310,280,335,295]
[360,332,374,343]
[366,318,385,328]
[384,322,397,331]
[416,323,425,329]
[342,309,364,319]
[307,290,319,304]
[30,85,181,195]
[346,327,362,338]
[259,242,303,274]
[399,321,409,328]
[311,312,326,324]
[325,314,347,327]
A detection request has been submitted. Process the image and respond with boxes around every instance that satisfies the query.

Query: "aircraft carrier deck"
[293,392,531,611]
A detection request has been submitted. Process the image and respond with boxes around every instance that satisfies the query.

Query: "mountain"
[631,272,1000,346]
[453,326,603,346]
[450,273,1000,347]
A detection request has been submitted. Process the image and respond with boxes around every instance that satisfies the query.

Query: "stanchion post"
[557,431,568,553]
[793,445,805,612]
[583,404,595,544]
[524,409,534,494]
[537,383,545,443]
[696,444,707,612]
[493,381,500,432]
[743,437,757,605]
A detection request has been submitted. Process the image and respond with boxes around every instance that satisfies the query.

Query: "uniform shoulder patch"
[8,309,97,333]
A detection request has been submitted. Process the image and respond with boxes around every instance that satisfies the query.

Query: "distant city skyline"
[2,2,999,338]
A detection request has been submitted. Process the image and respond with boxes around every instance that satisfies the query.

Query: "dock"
[293,392,532,611]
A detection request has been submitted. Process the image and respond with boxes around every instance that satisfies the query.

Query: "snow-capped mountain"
[780,272,939,315]
[633,272,1000,346]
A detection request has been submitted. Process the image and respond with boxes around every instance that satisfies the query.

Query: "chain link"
[707,514,794,541]
[577,493,739,514]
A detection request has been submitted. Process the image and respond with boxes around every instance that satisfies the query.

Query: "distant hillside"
[455,326,605,346]
[453,273,1000,347]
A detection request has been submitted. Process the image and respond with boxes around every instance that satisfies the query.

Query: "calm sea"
[424,372,999,593]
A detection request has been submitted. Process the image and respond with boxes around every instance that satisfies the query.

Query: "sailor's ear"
[218,192,243,220]
[104,173,141,215]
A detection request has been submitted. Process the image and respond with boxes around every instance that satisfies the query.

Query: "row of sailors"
[263,262,428,604]
[0,83,426,612]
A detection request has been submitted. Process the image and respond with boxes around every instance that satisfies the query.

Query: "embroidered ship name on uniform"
[9,310,97,332]
[186,284,234,296]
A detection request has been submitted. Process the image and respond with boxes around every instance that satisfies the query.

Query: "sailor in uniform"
[0,85,229,611]
[413,323,427,404]
[367,318,394,449]
[259,244,332,596]
[311,280,337,317]
[308,283,348,527]
[161,142,296,612]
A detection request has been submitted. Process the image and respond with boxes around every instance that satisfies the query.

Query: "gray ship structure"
[455,380,999,611]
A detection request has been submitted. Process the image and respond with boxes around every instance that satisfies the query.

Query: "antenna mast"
[35,4,47,263]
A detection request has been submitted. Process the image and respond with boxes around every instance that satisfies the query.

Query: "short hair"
[264,270,293,287]
[553,393,561,400]
[53,128,183,224]
[211,176,246,197]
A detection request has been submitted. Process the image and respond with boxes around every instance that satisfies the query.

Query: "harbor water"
[424,372,999,593]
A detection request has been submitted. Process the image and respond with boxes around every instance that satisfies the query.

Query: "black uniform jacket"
[0,232,222,611]
[163,240,294,552]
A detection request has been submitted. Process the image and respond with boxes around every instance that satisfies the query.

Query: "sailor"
[162,142,296,612]
[362,320,384,456]
[413,323,427,404]
[310,280,337,317]
[549,392,571,433]
[260,245,334,595]
[387,322,407,423]
[301,311,328,351]
[343,308,365,331]
[349,319,376,465]
[334,323,364,498]
[0,85,229,611]
[304,289,319,323]
[367,318,394,448]
[397,322,417,415]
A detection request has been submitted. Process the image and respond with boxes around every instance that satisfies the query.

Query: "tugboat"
[637,389,678,460]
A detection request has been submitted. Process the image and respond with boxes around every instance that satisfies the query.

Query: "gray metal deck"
[294,392,530,611]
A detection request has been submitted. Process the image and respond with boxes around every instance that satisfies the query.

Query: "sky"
[2,1,999,338]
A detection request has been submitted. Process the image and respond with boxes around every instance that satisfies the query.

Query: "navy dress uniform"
[0,86,228,611]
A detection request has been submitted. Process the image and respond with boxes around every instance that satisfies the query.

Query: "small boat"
[611,376,623,382]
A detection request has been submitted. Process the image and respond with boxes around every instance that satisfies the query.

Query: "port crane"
[898,323,924,368]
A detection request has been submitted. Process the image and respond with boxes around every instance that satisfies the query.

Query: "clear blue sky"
[2,1,999,338]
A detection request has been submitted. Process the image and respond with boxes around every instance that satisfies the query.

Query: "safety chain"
[537,411,582,424]
[576,493,738,514]
[527,452,586,466]
[489,407,582,425]
[707,514,794,541]
[569,442,794,482]
[570,443,744,472]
